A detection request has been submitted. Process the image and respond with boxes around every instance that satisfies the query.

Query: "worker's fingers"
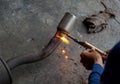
[83,48,96,53]
[101,49,111,61]
[81,48,96,55]
[105,49,111,54]
[89,48,96,52]
[80,50,89,57]
[80,55,94,70]
[102,55,107,61]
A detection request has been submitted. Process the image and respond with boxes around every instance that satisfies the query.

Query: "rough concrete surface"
[0,0,120,84]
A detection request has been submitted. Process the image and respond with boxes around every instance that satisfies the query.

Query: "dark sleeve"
[88,64,104,84]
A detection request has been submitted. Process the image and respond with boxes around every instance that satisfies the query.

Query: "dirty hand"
[80,48,104,70]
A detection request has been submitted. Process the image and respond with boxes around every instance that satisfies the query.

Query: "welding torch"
[67,34,107,56]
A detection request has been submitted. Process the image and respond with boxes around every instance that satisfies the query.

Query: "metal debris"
[83,1,115,33]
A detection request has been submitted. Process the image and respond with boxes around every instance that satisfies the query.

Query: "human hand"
[80,48,104,70]
[102,49,111,60]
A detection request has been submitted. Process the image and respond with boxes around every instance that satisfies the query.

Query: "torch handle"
[67,34,107,56]
[80,41,107,56]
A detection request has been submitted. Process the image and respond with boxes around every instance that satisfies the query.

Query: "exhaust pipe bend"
[6,34,61,70]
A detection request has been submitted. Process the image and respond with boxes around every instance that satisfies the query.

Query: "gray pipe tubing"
[6,36,61,70]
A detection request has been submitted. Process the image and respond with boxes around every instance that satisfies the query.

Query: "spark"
[64,55,69,60]
[61,49,66,54]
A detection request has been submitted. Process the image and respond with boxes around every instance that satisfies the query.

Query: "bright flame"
[56,35,70,44]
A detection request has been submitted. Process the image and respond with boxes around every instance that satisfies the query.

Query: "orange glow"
[56,34,69,44]
[61,49,66,54]
[64,55,69,59]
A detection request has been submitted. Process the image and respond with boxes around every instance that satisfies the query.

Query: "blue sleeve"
[88,64,104,84]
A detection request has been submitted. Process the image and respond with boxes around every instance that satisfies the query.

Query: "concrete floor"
[0,0,120,84]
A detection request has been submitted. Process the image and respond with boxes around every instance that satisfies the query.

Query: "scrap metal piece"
[83,2,115,33]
